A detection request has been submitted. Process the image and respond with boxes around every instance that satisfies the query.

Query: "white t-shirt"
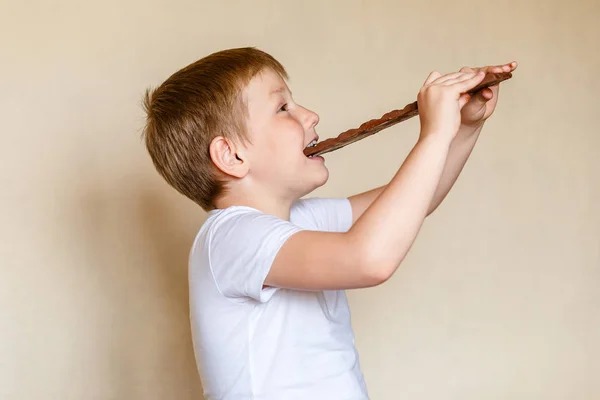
[189,197,368,400]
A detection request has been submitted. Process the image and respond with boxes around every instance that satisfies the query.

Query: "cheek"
[250,119,305,169]
[273,121,305,153]
[290,121,307,149]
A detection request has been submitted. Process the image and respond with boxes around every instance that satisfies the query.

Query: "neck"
[215,186,296,221]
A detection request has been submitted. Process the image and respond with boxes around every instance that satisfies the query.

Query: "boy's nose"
[303,108,319,131]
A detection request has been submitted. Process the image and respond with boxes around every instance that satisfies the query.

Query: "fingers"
[426,60,513,88]
[441,71,481,87]
[433,71,469,85]
[488,64,509,73]
[424,71,442,85]
[460,61,518,75]
[454,71,486,92]
[422,70,484,97]
[425,71,477,87]
[479,87,494,100]
[423,59,516,90]
[497,61,517,71]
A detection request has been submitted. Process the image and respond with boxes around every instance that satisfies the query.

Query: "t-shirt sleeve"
[290,197,353,232]
[206,208,303,303]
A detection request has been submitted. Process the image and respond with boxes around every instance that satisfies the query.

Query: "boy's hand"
[417,70,486,141]
[459,61,518,128]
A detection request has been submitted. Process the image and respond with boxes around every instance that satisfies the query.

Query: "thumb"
[458,93,471,109]
[460,89,490,113]
[468,89,491,108]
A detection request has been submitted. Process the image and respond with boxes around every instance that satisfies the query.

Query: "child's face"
[242,68,328,200]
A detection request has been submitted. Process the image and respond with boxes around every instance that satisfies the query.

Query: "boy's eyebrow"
[270,87,291,97]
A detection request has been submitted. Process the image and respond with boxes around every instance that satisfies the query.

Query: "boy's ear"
[209,136,249,178]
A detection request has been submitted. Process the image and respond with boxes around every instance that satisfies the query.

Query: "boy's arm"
[268,135,452,290]
[425,123,482,213]
[265,71,485,291]
[348,123,483,223]
[348,62,517,222]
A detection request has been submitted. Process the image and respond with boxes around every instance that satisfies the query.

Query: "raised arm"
[347,121,482,223]
[265,70,486,291]
[347,62,517,221]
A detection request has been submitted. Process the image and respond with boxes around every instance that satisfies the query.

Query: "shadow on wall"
[76,172,206,399]
[135,186,206,399]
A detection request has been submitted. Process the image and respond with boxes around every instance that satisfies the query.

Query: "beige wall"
[2,0,599,399]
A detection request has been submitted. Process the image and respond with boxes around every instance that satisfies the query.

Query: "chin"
[297,167,329,197]
[310,166,330,191]
[316,167,329,187]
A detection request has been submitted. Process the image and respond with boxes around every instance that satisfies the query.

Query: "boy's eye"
[278,103,289,112]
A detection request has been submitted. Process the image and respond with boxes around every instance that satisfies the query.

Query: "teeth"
[306,139,317,148]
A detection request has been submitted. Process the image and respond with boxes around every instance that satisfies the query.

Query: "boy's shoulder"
[190,204,304,304]
[191,197,352,262]
[193,203,300,256]
[188,197,351,303]
[200,197,352,235]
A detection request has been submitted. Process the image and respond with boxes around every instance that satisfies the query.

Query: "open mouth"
[305,139,318,157]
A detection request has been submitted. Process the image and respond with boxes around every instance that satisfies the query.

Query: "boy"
[142,47,516,399]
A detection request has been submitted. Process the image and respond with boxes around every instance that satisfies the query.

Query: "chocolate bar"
[304,72,513,157]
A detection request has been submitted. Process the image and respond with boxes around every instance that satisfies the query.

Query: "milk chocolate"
[304,72,513,157]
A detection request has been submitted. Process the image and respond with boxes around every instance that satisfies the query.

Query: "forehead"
[244,68,290,104]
